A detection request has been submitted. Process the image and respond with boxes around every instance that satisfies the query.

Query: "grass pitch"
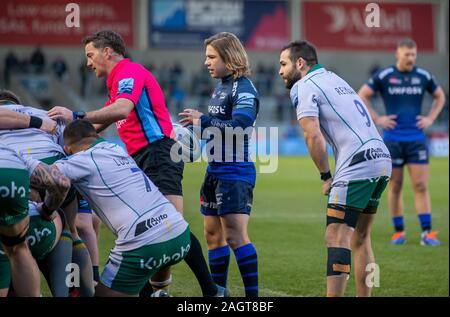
[45,156,449,297]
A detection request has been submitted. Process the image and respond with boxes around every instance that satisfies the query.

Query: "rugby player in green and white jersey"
[0,201,72,297]
[0,143,70,296]
[0,90,95,296]
[279,41,392,297]
[52,119,192,296]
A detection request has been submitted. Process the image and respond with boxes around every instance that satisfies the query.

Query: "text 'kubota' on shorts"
[200,172,254,216]
[0,214,59,289]
[100,227,191,295]
[0,168,29,226]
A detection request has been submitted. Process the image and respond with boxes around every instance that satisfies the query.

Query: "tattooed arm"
[30,163,71,219]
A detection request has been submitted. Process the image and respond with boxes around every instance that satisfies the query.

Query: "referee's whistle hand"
[48,106,73,123]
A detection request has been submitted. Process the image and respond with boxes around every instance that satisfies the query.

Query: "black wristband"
[320,171,332,181]
[41,202,55,216]
[29,116,43,129]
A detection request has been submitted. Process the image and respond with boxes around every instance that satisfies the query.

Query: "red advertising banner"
[0,0,133,46]
[302,1,435,51]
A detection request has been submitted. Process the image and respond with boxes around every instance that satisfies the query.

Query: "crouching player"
[0,202,72,297]
[0,143,70,296]
[52,120,192,296]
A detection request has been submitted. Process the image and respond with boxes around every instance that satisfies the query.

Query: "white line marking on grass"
[260,287,293,297]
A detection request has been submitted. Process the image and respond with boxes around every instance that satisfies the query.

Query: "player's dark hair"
[83,30,126,57]
[397,38,416,49]
[281,41,318,67]
[0,89,21,105]
[64,119,99,146]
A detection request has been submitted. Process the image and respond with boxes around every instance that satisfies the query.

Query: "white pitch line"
[260,287,293,297]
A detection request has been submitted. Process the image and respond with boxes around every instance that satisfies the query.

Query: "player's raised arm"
[48,98,134,126]
[0,108,57,134]
[29,163,71,220]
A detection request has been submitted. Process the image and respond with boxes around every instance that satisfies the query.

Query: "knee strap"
[0,224,29,247]
[327,204,360,228]
[327,247,351,276]
[150,274,173,289]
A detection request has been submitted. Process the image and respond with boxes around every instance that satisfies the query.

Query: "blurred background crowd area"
[0,0,448,155]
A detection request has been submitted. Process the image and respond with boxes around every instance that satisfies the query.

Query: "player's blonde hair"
[204,32,251,79]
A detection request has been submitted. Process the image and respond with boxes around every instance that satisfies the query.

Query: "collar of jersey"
[306,63,324,75]
[106,58,131,91]
[393,64,416,74]
[87,137,106,150]
[221,74,233,83]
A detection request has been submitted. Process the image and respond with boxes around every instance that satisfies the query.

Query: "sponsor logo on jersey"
[0,181,27,198]
[418,150,427,161]
[118,78,134,95]
[208,105,226,115]
[349,148,391,166]
[116,119,127,129]
[411,77,421,85]
[389,77,402,85]
[388,86,422,95]
[232,81,238,97]
[134,213,169,237]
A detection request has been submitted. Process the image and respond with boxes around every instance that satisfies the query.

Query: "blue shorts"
[385,140,429,168]
[78,197,93,214]
[200,172,254,216]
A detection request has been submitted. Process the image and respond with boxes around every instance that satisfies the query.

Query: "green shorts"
[27,215,58,260]
[0,248,10,289]
[0,215,58,289]
[0,168,29,226]
[101,227,191,295]
[328,176,390,212]
[39,154,77,207]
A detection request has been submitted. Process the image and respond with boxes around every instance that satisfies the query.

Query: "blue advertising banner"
[150,0,289,50]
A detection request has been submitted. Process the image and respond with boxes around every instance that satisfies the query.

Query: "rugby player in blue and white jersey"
[180,32,260,297]
[358,39,446,246]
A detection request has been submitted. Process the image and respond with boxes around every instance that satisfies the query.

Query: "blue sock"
[234,243,258,297]
[393,216,404,232]
[208,245,230,288]
[418,213,432,232]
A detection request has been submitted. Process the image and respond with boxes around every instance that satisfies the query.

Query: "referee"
[49,30,225,297]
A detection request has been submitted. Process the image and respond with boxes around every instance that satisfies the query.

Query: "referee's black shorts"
[131,137,184,196]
